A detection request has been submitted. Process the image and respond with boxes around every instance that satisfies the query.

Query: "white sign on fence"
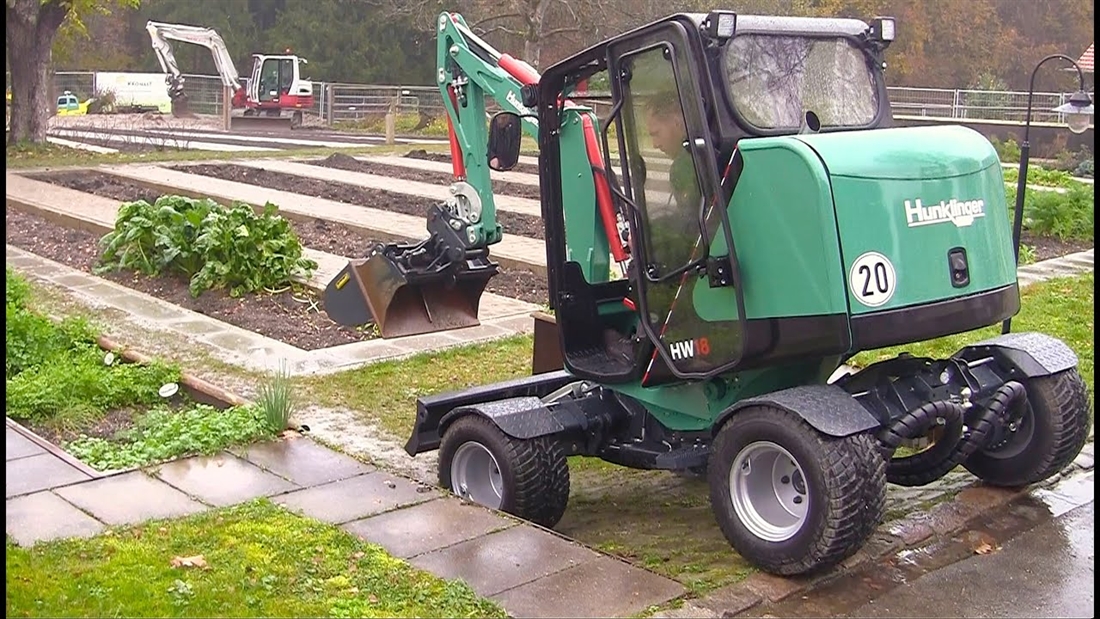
[94,72,172,113]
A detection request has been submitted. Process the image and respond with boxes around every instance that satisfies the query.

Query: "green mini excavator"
[323,11,1092,576]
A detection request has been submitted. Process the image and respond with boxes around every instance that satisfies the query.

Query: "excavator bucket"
[323,250,495,339]
[170,95,196,118]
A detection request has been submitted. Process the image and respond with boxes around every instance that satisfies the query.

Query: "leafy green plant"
[6,270,180,425]
[991,137,1021,163]
[1018,243,1037,266]
[1005,183,1094,241]
[6,285,96,378]
[66,403,275,471]
[6,348,179,426]
[97,195,318,298]
[256,361,297,432]
[1074,159,1094,178]
[1003,165,1082,188]
[1051,145,1093,174]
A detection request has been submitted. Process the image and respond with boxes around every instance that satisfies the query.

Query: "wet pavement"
[849,500,1094,618]
[5,419,686,618]
[728,469,1095,619]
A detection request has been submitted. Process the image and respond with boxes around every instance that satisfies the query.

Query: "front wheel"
[964,368,1091,486]
[438,415,570,529]
[708,406,884,576]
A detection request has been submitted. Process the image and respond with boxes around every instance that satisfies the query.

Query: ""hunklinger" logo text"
[904,198,985,228]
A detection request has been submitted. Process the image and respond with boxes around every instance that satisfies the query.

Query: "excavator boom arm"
[321,11,627,339]
[145,21,242,99]
[435,12,541,248]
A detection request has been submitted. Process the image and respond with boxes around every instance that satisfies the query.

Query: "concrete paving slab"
[234,437,374,486]
[160,318,231,336]
[106,293,187,321]
[410,524,600,597]
[6,491,105,546]
[355,155,541,187]
[152,453,300,507]
[341,496,518,559]
[491,555,686,619]
[54,471,207,525]
[273,471,436,524]
[48,272,101,289]
[6,427,47,461]
[235,159,543,217]
[97,164,549,275]
[6,453,93,498]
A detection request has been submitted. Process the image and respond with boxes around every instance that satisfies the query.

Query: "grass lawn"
[5,499,505,618]
[297,334,536,440]
[849,272,1095,398]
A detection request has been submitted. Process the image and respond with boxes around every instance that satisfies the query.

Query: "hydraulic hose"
[878,381,1026,486]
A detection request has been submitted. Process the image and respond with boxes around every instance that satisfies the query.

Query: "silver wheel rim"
[450,441,504,509]
[729,441,809,542]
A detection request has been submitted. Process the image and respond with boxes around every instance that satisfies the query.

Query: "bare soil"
[405,148,541,176]
[1019,233,1093,262]
[20,168,545,305]
[311,152,542,200]
[5,205,373,351]
[25,401,191,448]
[173,162,548,241]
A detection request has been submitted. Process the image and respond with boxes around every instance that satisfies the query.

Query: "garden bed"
[311,152,541,199]
[5,270,283,473]
[29,171,551,307]
[5,205,370,351]
[405,148,540,176]
[171,162,549,241]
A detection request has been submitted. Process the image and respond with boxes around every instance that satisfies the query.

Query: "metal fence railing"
[885,87,1095,125]
[8,71,1093,130]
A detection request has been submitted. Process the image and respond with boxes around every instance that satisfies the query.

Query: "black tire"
[852,432,888,540]
[438,415,570,529]
[964,369,1091,486]
[708,406,883,576]
[290,111,303,129]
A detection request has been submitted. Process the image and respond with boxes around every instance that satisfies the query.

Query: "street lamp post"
[1002,54,1093,335]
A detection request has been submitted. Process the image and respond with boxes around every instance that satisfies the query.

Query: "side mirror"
[487,111,522,171]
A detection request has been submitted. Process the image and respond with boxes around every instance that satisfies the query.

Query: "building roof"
[1077,43,1093,74]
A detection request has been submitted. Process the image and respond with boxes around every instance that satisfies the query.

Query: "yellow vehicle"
[56,91,91,116]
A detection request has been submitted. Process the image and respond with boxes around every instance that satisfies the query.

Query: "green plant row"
[991,137,1093,178]
[1004,182,1094,242]
[1002,165,1091,188]
[96,195,318,298]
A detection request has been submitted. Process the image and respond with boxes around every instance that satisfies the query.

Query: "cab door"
[607,20,748,385]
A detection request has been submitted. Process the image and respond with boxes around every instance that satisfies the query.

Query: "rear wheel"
[290,111,303,129]
[708,406,882,576]
[964,369,1091,486]
[438,415,570,528]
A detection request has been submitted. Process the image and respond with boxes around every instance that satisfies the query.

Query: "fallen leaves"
[170,554,208,569]
[972,540,1000,555]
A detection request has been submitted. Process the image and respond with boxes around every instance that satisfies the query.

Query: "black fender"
[434,395,594,445]
[715,384,881,438]
[953,331,1078,378]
